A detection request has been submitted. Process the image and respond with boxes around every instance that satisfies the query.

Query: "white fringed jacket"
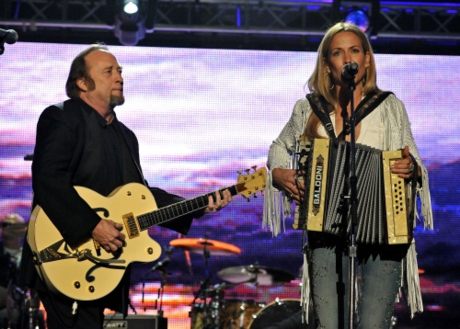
[263,93,433,321]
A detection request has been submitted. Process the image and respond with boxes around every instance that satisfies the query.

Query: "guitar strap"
[306,90,393,141]
[113,119,149,187]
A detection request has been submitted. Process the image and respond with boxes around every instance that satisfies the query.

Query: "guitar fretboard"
[137,185,240,230]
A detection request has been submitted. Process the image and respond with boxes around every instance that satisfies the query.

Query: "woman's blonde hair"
[304,22,380,139]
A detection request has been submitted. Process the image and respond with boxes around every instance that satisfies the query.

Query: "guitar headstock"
[236,166,267,199]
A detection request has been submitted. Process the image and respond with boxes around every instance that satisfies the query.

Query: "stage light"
[114,0,156,46]
[123,1,139,15]
[114,16,145,46]
[345,8,370,32]
[344,1,381,37]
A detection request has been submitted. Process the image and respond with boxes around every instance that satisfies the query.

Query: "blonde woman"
[263,22,433,328]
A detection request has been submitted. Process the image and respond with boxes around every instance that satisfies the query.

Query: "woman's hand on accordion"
[272,168,304,203]
[391,146,419,180]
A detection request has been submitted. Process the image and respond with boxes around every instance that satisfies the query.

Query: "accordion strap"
[306,90,393,141]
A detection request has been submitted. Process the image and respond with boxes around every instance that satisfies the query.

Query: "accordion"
[294,138,413,245]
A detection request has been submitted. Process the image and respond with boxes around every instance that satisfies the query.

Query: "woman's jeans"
[308,233,408,329]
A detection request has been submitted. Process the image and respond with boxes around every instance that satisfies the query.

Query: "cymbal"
[169,238,241,256]
[217,264,295,286]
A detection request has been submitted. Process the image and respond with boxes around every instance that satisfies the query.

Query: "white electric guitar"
[27,167,266,301]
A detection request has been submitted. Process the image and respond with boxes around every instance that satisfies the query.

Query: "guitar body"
[27,183,162,301]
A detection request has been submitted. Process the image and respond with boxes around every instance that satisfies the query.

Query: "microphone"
[0,28,18,44]
[150,257,170,272]
[342,62,359,81]
[150,245,175,272]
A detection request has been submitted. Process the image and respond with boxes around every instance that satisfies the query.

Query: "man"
[20,44,231,329]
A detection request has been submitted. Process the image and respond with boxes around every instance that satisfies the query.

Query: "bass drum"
[220,299,265,329]
[248,298,313,329]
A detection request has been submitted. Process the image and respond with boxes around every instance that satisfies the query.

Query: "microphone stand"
[157,268,167,317]
[153,246,174,318]
[343,76,358,329]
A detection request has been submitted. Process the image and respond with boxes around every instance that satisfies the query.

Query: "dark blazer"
[20,98,196,312]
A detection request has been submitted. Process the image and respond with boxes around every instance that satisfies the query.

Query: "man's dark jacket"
[20,98,194,313]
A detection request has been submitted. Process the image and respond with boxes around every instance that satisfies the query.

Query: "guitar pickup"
[123,212,139,239]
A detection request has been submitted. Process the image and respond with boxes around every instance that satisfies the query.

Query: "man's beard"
[110,95,125,107]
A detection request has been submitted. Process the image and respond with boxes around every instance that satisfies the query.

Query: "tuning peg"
[245,168,251,174]
[237,170,243,175]
[251,165,257,172]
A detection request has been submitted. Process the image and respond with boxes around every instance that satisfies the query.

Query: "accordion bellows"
[294,138,413,245]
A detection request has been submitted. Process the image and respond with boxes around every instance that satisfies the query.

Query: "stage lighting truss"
[1,0,460,42]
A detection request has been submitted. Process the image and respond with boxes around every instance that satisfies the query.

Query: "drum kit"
[0,215,44,329]
[163,237,304,329]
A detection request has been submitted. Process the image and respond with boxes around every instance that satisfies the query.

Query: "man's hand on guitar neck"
[92,219,126,253]
[205,189,232,213]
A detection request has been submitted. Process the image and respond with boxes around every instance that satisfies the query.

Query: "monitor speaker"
[103,314,167,329]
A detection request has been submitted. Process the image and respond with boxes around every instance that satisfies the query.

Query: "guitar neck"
[137,184,241,231]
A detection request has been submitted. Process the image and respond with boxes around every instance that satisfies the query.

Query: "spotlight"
[114,0,156,46]
[123,1,139,14]
[114,16,145,46]
[345,8,370,32]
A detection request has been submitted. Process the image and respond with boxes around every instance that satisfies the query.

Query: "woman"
[263,22,433,328]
